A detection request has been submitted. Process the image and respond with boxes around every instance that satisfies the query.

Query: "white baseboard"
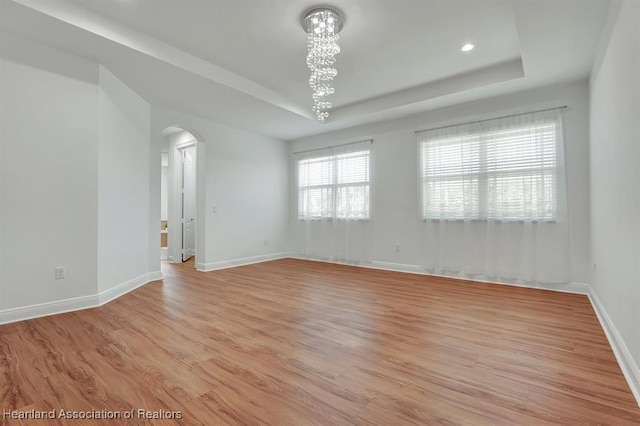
[588,288,640,407]
[0,294,99,325]
[198,252,289,272]
[372,261,590,294]
[0,271,163,326]
[293,257,590,295]
[536,281,591,294]
[98,271,163,305]
[370,260,429,274]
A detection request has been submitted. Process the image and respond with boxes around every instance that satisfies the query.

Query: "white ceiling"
[0,0,611,140]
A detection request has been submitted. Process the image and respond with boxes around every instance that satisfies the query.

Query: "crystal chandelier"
[302,8,344,123]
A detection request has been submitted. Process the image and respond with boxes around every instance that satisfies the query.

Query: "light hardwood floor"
[1,258,640,425]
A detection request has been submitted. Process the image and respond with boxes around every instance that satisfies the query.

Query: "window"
[296,142,371,220]
[419,111,561,221]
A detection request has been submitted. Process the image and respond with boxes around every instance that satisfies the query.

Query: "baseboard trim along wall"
[370,260,591,294]
[98,271,164,305]
[292,256,590,295]
[588,289,640,407]
[0,294,99,326]
[0,271,163,326]
[197,252,289,272]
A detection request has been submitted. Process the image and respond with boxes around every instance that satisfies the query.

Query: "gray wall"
[589,0,640,394]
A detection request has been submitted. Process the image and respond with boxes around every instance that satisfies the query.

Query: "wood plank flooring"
[1,258,640,425]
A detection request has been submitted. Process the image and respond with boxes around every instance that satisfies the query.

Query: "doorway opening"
[160,150,169,260]
[178,144,196,262]
[160,126,201,268]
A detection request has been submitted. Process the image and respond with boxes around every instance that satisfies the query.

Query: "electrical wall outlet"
[264,240,268,246]
[55,267,65,280]
[395,244,400,252]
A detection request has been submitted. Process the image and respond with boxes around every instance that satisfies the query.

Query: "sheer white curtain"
[418,109,571,285]
[293,140,373,264]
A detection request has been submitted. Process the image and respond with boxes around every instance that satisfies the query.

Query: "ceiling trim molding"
[330,58,525,123]
[11,0,315,120]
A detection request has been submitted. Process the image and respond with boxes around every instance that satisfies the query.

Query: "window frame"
[296,145,372,221]
[419,116,560,222]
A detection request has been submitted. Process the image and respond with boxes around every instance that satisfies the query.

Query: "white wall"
[0,33,99,310]
[97,66,152,294]
[290,80,591,286]
[151,107,289,271]
[0,32,158,321]
[589,0,640,396]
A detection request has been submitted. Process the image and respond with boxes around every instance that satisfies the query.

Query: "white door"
[181,146,196,261]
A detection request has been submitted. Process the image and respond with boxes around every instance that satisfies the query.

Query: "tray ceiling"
[0,0,611,140]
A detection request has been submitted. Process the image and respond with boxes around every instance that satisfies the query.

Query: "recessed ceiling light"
[461,43,475,52]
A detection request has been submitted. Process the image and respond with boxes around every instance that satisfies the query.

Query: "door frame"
[179,144,197,261]
[168,138,199,266]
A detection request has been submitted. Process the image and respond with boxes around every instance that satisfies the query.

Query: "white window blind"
[419,111,562,221]
[297,141,371,220]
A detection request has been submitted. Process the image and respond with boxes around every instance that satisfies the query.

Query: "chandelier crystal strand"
[303,8,343,123]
